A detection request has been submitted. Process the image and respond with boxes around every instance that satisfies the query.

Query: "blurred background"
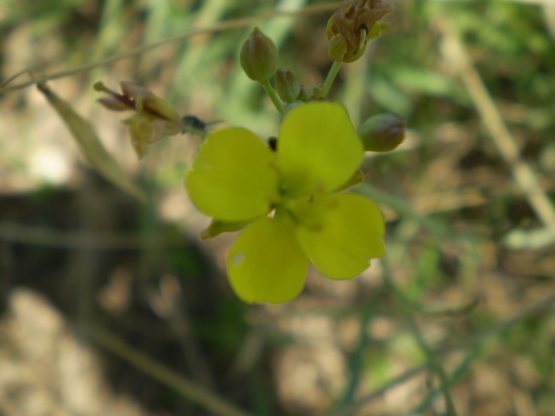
[1,0,554,415]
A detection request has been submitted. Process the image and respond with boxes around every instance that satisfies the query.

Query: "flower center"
[272,190,327,233]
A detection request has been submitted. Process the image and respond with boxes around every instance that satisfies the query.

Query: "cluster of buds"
[239,28,314,106]
[327,0,393,62]
[238,21,405,154]
[239,1,394,108]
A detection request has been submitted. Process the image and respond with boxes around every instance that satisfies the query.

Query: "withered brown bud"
[95,81,180,123]
[327,0,393,63]
[95,81,183,159]
[96,97,130,111]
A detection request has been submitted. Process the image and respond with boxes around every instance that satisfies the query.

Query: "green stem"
[409,345,481,415]
[382,258,458,416]
[338,292,381,408]
[322,60,343,97]
[334,292,555,416]
[261,80,285,115]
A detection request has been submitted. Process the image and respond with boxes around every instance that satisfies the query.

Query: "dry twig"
[438,20,555,241]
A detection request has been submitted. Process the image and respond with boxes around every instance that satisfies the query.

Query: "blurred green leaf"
[390,66,462,99]
[37,83,146,202]
[368,77,412,117]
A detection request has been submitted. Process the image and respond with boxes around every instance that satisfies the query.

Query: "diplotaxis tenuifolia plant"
[97,0,405,304]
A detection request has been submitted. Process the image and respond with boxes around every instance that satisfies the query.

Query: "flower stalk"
[261,80,285,115]
[322,60,343,97]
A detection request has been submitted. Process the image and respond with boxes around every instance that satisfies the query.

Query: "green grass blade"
[37,83,146,202]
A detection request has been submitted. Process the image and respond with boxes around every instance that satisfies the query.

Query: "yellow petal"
[295,193,385,279]
[185,128,278,222]
[277,102,363,197]
[227,217,309,304]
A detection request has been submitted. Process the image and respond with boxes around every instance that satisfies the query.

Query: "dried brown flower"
[94,81,182,158]
[327,0,393,62]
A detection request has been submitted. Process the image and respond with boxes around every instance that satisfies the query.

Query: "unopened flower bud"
[298,85,312,102]
[240,27,278,82]
[357,113,405,152]
[275,69,301,103]
[327,34,347,62]
[312,84,325,99]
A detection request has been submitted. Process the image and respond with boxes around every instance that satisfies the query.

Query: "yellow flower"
[185,102,385,303]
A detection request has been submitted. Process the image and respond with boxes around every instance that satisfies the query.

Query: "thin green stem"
[382,258,458,416]
[404,311,458,416]
[0,3,339,96]
[337,290,383,409]
[333,292,555,416]
[409,344,481,415]
[261,80,285,115]
[322,60,343,97]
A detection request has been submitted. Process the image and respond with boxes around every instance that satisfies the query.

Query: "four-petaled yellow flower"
[185,102,385,304]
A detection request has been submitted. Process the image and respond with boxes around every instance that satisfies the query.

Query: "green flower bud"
[327,34,348,62]
[312,84,325,99]
[240,27,278,82]
[275,69,301,103]
[357,113,405,152]
[298,85,312,102]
